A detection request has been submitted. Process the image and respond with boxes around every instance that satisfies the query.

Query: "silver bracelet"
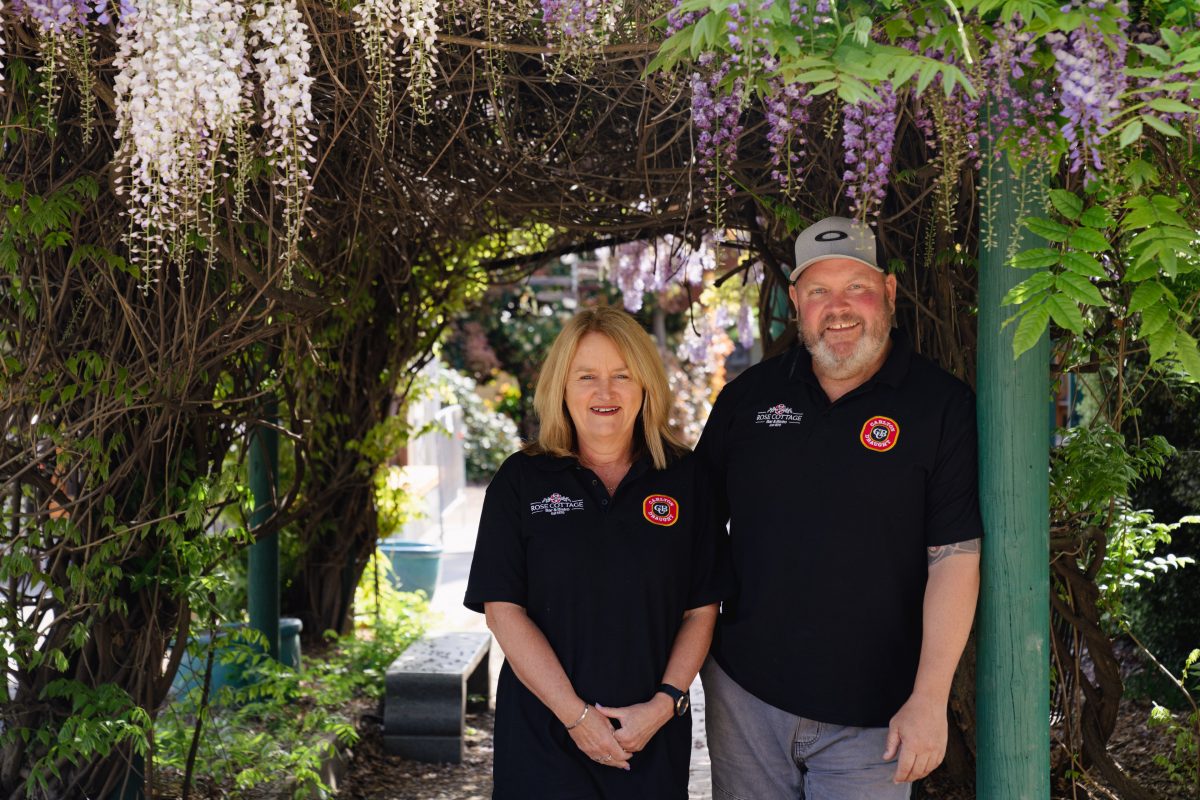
[564,703,590,730]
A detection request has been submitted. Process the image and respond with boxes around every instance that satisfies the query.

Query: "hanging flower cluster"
[540,0,623,52]
[841,81,898,218]
[249,0,315,281]
[690,52,744,217]
[353,0,401,140]
[10,0,95,127]
[975,18,1055,164]
[764,71,813,194]
[397,0,439,123]
[606,234,715,313]
[1045,1,1128,180]
[113,0,245,277]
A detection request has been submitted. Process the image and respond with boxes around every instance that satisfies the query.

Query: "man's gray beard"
[799,307,894,380]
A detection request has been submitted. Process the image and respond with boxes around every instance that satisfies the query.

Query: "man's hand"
[594,694,674,753]
[883,693,947,783]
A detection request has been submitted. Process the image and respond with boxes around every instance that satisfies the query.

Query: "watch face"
[676,694,690,716]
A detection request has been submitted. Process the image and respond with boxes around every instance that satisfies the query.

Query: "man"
[696,216,982,799]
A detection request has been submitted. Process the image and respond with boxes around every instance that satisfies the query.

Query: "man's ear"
[884,272,898,304]
[787,281,801,312]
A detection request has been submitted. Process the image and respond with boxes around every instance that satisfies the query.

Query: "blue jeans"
[702,657,911,800]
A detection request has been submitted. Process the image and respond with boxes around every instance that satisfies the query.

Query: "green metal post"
[976,150,1051,795]
[248,385,280,662]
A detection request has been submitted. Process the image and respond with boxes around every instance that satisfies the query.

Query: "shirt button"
[592,479,598,486]
[601,499,609,506]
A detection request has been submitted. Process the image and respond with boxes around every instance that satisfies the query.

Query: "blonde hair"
[525,306,688,469]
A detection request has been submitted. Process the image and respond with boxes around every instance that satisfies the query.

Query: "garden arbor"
[3,0,1200,798]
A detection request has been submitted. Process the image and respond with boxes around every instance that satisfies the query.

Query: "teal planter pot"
[379,539,443,598]
[171,617,304,700]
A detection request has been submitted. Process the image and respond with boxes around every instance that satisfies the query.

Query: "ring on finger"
[600,754,612,763]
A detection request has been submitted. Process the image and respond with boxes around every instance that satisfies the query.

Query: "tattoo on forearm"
[927,538,981,566]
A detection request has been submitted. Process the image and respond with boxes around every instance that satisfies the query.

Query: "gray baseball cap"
[790,216,881,282]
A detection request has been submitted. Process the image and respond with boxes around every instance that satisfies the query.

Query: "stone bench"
[383,631,492,763]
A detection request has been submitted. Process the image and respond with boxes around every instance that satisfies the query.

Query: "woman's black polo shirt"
[465,449,728,799]
[695,330,984,728]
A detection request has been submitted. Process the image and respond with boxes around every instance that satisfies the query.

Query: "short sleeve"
[924,386,985,547]
[463,456,528,613]
[684,460,733,610]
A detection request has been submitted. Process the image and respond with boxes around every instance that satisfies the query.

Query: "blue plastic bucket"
[378,539,443,597]
[171,617,304,699]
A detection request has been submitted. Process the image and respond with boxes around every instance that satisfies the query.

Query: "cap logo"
[815,230,848,242]
[643,494,679,526]
[860,416,899,452]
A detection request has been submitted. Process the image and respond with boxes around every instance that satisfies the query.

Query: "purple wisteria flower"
[690,53,745,198]
[842,81,898,217]
[1045,0,1128,179]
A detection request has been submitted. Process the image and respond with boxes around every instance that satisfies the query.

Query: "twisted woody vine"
[2,0,1200,796]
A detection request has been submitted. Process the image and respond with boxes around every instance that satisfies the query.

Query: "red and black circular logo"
[860,416,899,452]
[643,494,679,527]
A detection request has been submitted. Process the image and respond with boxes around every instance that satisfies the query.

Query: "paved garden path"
[427,486,714,800]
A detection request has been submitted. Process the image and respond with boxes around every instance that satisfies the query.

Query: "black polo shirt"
[696,329,983,728]
[465,450,728,799]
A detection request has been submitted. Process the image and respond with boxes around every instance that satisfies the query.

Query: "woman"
[465,306,727,799]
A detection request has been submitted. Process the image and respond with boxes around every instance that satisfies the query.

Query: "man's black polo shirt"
[465,450,728,799]
[696,329,984,728]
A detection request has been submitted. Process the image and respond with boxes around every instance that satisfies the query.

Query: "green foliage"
[1,683,151,797]
[1147,649,1200,791]
[153,576,425,797]
[435,368,522,483]
[1050,423,1195,619]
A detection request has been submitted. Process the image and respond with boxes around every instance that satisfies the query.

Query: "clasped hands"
[566,694,675,770]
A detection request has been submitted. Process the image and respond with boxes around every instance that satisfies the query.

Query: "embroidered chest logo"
[755,403,805,428]
[860,416,900,452]
[530,492,585,516]
[642,494,679,527]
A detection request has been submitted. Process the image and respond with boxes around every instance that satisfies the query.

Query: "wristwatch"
[656,683,690,717]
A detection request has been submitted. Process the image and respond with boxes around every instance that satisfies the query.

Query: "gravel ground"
[338,697,1194,800]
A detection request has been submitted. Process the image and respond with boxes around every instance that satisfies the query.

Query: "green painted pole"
[976,149,1051,795]
[248,381,280,662]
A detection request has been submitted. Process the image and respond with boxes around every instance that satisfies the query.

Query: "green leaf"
[1056,272,1105,306]
[916,62,939,95]
[1143,114,1182,138]
[1146,97,1197,115]
[1078,206,1114,230]
[1046,292,1087,334]
[1139,301,1172,338]
[794,69,837,83]
[1012,303,1050,358]
[1002,270,1056,305]
[1118,118,1144,148]
[1147,324,1176,364]
[1049,189,1083,221]
[1011,247,1060,269]
[1123,158,1159,189]
[1175,332,1200,382]
[1134,43,1170,64]
[1068,227,1111,252]
[1023,217,1072,242]
[1062,251,1106,278]
[1127,281,1165,314]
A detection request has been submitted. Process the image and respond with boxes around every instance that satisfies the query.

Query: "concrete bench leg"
[383,632,493,764]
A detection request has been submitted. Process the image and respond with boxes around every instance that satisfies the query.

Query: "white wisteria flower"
[353,0,401,139]
[397,0,438,123]
[249,0,316,281]
[113,0,247,276]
